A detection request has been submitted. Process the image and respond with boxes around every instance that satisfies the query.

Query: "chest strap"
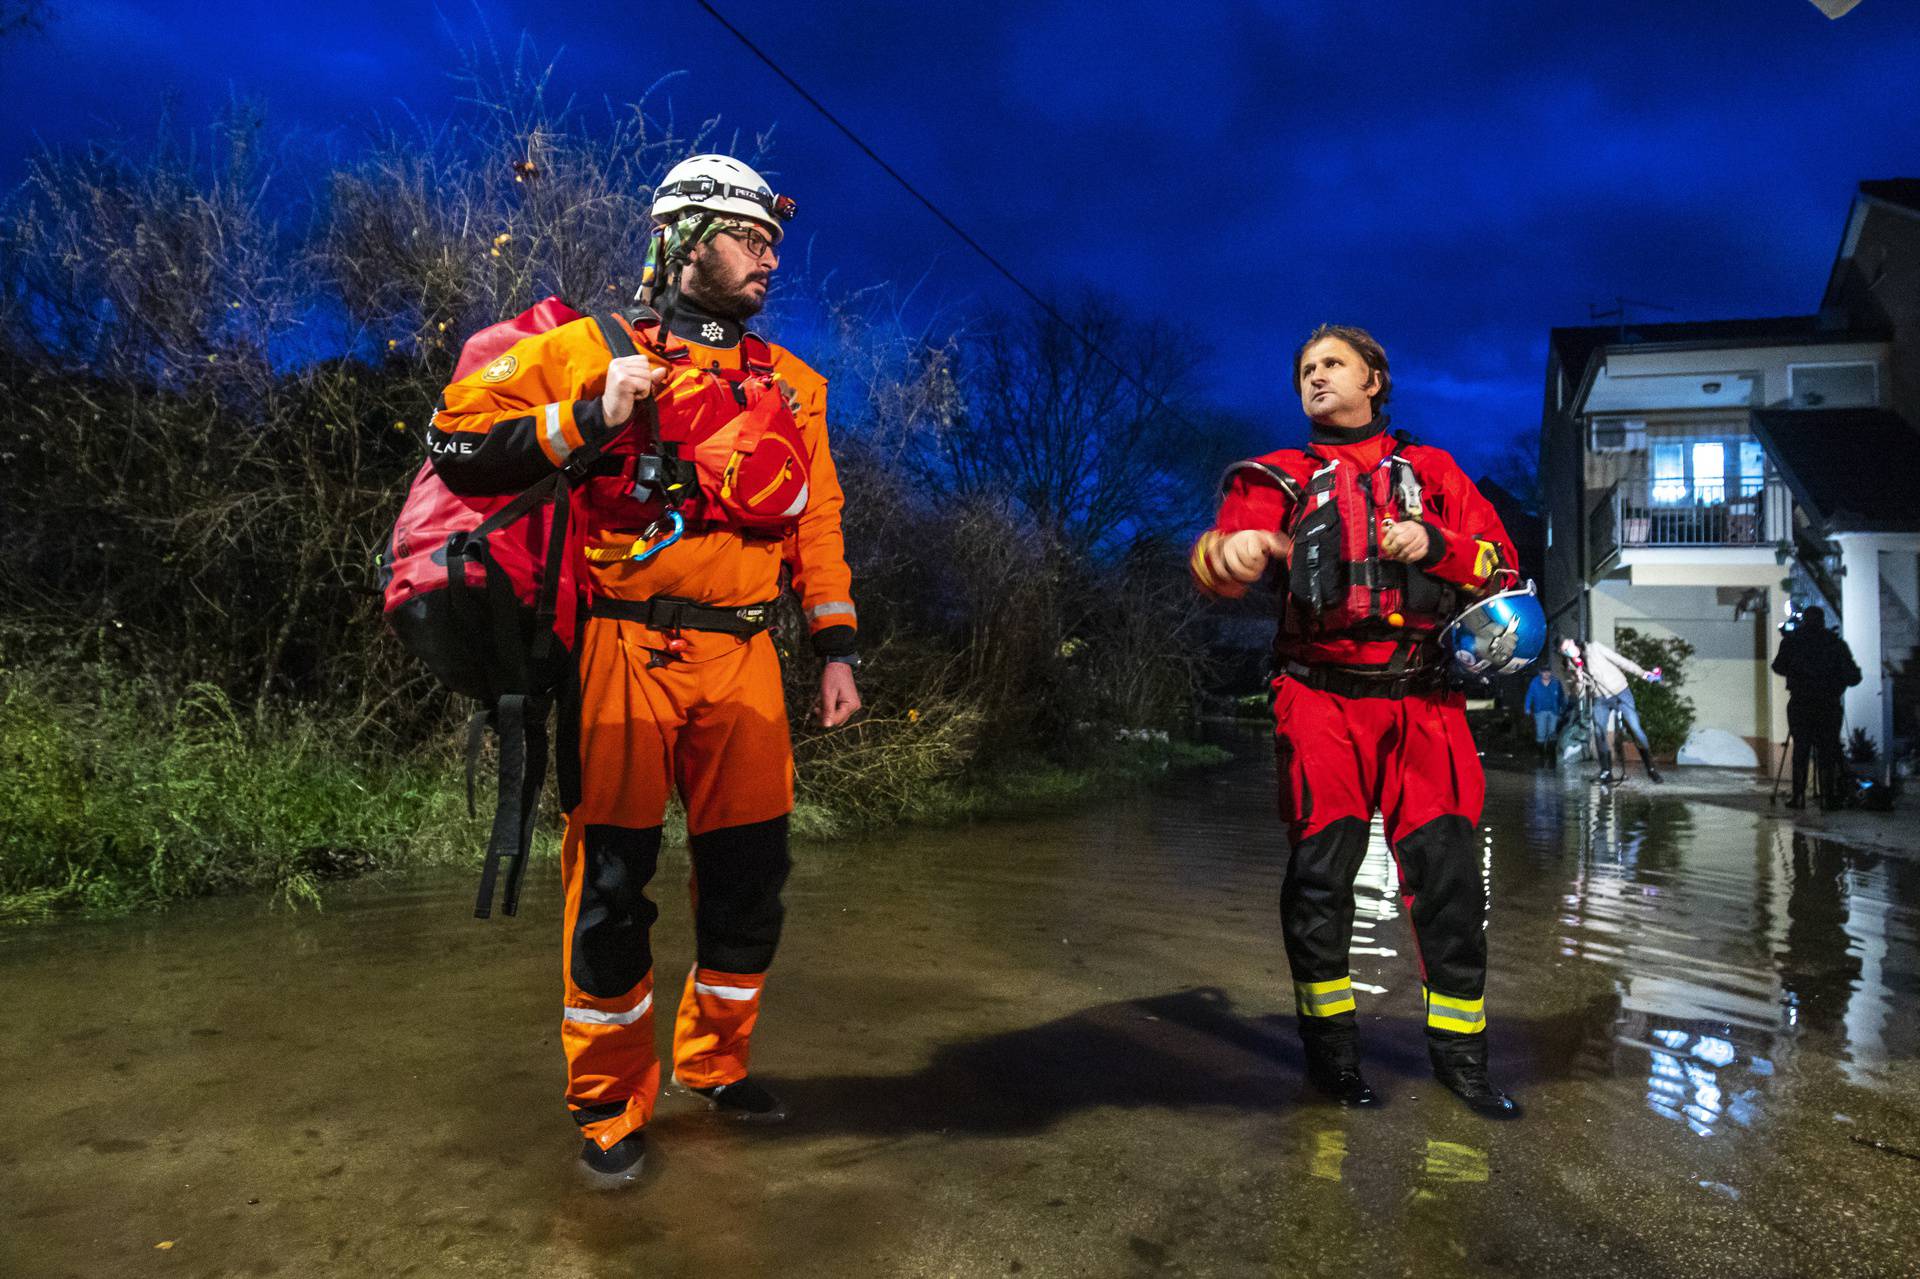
[590,595,777,635]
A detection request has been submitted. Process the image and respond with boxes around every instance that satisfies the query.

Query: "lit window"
[1692,442,1725,505]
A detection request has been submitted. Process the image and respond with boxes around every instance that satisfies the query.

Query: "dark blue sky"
[4,0,1915,476]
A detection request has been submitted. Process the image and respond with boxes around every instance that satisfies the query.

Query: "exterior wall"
[1827,199,1920,428]
[1540,349,1589,640]
[1832,533,1920,757]
[1590,576,1784,757]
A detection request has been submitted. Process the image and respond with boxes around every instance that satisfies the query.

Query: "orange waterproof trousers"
[558,617,795,1151]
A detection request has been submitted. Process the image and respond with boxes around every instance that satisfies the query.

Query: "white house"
[1540,180,1920,767]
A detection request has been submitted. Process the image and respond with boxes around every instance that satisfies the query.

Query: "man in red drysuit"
[1191,324,1521,1118]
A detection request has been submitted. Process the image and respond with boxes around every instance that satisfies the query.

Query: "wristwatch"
[825,654,862,670]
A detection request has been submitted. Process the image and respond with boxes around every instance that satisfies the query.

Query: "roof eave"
[1568,329,1888,418]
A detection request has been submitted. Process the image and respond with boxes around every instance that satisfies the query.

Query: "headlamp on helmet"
[651,154,793,243]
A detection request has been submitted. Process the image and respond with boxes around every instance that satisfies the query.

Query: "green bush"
[1612,627,1697,757]
[0,666,481,920]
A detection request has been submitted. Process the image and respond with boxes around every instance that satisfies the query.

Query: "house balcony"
[1586,478,1792,579]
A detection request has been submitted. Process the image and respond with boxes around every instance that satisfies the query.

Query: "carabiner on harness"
[628,509,685,563]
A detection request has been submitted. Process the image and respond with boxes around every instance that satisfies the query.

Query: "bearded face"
[677,218,777,321]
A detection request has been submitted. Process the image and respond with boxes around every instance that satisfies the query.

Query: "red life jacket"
[1226,436,1458,642]
[584,315,811,541]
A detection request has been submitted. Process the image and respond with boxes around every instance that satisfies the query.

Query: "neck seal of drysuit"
[664,293,746,350]
[1310,414,1390,448]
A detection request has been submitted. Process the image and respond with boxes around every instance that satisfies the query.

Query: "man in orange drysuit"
[1191,324,1521,1118]
[427,155,860,1186]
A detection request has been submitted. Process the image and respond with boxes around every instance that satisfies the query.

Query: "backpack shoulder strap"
[591,310,642,361]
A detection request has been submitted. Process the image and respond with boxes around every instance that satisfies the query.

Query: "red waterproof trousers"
[1272,674,1490,1040]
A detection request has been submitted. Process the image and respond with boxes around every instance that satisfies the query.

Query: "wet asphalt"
[3,757,1918,1278]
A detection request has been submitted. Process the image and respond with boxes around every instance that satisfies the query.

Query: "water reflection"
[1350,822,1401,989]
[1301,1126,1486,1189]
[1554,787,1920,1135]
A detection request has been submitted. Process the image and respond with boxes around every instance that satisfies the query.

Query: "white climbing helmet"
[650,154,794,242]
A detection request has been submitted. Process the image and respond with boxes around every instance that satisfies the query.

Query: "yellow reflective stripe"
[1426,990,1484,1013]
[1425,988,1487,1033]
[1472,540,1501,583]
[1298,977,1353,995]
[1300,995,1356,1017]
[1295,977,1356,1017]
[1190,534,1221,588]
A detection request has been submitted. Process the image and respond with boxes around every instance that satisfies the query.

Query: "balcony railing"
[1587,478,1792,577]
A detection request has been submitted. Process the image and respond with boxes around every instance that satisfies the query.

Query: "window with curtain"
[1651,443,1687,505]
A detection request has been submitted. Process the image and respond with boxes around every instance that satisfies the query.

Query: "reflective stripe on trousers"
[1425,987,1486,1035]
[1295,976,1358,1017]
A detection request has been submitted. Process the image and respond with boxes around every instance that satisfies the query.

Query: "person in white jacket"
[1560,637,1664,784]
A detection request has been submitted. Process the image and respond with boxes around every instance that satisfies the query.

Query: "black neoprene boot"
[1300,1019,1381,1108]
[1429,1036,1520,1119]
[578,1131,646,1190]
[687,1076,789,1123]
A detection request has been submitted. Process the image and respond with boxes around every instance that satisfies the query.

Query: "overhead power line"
[688,0,1204,428]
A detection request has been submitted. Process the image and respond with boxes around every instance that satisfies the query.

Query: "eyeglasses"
[717,225,779,260]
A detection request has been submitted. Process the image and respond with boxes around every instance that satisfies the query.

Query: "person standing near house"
[1770,606,1861,809]
[1561,636,1664,784]
[1524,666,1565,765]
[1189,324,1522,1119]
[429,155,860,1188]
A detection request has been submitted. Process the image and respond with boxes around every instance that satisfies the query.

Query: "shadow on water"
[766,985,1611,1142]
[763,762,1920,1149]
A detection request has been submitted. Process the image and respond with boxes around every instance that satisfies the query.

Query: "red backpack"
[378,298,631,919]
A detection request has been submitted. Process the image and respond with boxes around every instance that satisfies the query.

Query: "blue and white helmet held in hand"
[1442,580,1547,676]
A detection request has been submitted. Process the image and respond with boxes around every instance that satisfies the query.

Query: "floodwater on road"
[4,759,1918,1278]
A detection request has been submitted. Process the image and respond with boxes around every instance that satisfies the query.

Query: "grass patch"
[0,667,486,922]
[1,663,1228,922]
